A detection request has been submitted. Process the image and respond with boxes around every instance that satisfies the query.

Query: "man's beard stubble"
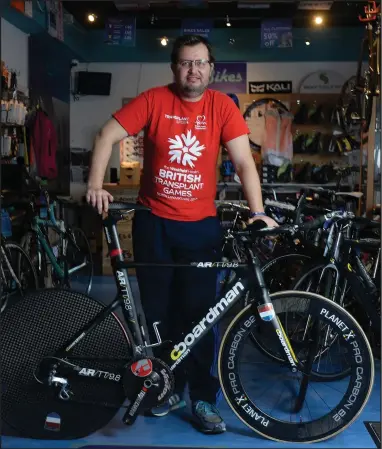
[180,80,208,98]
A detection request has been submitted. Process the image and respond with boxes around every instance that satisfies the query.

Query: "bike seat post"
[103,211,145,352]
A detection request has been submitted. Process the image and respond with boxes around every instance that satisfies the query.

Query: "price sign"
[261,19,293,48]
[105,17,136,47]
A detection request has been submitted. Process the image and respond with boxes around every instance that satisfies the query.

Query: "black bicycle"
[241,211,380,382]
[292,212,381,361]
[0,202,374,443]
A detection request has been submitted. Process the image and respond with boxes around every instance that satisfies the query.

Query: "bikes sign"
[209,62,247,93]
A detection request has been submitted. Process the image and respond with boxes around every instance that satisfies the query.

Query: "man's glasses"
[177,59,210,69]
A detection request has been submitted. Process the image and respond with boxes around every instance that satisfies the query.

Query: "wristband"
[250,212,267,218]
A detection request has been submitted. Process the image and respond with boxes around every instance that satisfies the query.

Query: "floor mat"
[365,422,381,448]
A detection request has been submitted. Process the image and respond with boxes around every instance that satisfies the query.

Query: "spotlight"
[314,15,323,25]
[160,37,169,46]
[87,13,96,22]
[226,15,231,27]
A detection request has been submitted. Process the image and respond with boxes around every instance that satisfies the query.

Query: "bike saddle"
[108,202,151,212]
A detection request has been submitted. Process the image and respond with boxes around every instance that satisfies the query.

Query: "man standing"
[86,34,277,434]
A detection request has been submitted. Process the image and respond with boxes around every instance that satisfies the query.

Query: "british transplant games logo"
[168,130,205,168]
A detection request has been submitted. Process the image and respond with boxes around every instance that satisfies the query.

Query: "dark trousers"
[132,210,223,404]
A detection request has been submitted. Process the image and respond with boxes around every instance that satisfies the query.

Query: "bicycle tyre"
[65,226,94,295]
[218,290,374,443]
[0,288,131,440]
[1,241,39,312]
[20,230,49,288]
[292,261,379,379]
[355,36,375,134]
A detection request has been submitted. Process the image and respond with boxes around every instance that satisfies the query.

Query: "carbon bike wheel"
[243,253,349,382]
[219,291,374,443]
[0,288,131,440]
[1,241,39,312]
[243,254,327,364]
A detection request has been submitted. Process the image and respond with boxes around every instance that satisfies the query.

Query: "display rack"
[216,92,353,201]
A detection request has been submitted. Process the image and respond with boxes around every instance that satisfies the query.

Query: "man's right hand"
[86,188,114,215]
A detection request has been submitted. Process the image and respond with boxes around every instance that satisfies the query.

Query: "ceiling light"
[160,37,168,46]
[87,13,96,22]
[226,15,231,27]
[305,40,310,45]
[314,15,323,25]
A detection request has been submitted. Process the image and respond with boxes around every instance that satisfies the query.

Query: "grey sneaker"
[192,400,226,434]
[145,393,186,417]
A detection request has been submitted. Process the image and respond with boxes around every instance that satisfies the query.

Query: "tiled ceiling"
[62,0,368,30]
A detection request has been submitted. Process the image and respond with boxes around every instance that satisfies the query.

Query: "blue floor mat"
[2,277,381,448]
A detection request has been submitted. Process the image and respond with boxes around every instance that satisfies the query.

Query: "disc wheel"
[0,288,131,439]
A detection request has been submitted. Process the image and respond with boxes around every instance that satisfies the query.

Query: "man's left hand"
[248,215,279,228]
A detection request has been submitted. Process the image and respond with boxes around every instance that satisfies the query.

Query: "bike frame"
[51,211,302,382]
[310,224,380,333]
[30,201,87,281]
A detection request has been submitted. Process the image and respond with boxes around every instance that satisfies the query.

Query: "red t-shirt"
[113,84,249,221]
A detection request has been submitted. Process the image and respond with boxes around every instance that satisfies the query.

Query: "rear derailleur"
[33,356,74,401]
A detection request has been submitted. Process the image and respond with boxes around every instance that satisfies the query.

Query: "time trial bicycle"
[0,202,374,443]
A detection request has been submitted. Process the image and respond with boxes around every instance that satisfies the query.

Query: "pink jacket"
[31,110,58,179]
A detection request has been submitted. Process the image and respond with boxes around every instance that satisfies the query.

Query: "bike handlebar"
[235,210,358,240]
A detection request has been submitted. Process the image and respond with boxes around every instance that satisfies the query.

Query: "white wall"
[246,61,357,90]
[1,18,29,94]
[70,61,357,181]
[70,63,173,179]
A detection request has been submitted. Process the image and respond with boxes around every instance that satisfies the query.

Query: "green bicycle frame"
[32,201,88,281]
[32,214,65,279]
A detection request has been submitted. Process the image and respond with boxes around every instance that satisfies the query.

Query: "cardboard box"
[102,217,135,276]
[119,162,141,186]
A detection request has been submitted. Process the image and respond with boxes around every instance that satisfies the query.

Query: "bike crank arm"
[123,372,161,425]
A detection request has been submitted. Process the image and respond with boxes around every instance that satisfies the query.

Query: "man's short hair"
[171,35,216,65]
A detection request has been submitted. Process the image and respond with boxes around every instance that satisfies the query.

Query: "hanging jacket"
[30,110,58,179]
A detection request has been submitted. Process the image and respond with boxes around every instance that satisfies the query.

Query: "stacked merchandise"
[1,61,29,162]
